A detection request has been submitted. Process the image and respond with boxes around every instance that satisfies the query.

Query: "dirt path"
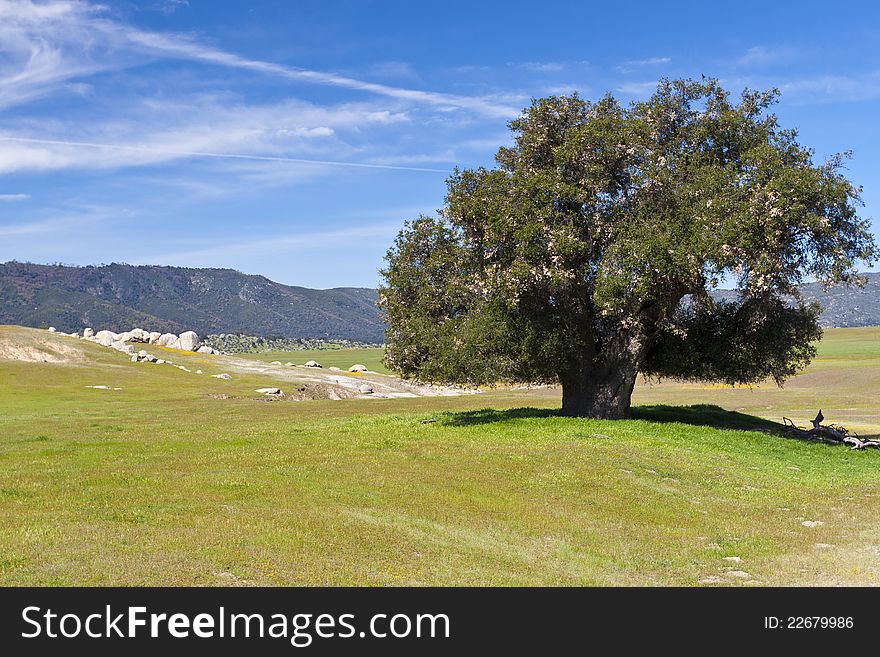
[217,355,479,399]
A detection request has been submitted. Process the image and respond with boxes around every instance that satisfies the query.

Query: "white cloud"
[0,193,30,201]
[511,61,566,73]
[779,71,880,103]
[616,80,658,96]
[0,135,450,173]
[139,222,404,265]
[735,46,798,68]
[155,0,189,14]
[0,201,132,238]
[366,61,419,79]
[0,1,518,117]
[275,126,335,139]
[616,56,671,73]
[0,216,66,236]
[0,93,441,174]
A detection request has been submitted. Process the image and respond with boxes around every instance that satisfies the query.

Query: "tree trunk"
[560,361,639,419]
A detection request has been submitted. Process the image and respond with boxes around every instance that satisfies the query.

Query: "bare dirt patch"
[0,334,85,364]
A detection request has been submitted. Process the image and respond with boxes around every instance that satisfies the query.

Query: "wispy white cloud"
[615,56,670,73]
[0,201,133,238]
[154,0,189,15]
[615,80,658,96]
[0,0,518,117]
[366,61,419,80]
[735,46,798,68]
[0,216,67,236]
[139,222,403,265]
[510,61,566,73]
[0,193,30,201]
[0,93,434,174]
[0,135,450,173]
[124,31,518,118]
[779,71,880,103]
[0,0,123,108]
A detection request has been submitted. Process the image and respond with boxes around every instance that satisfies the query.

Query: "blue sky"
[1,0,878,288]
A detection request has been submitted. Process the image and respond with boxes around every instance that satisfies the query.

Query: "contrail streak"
[0,136,450,173]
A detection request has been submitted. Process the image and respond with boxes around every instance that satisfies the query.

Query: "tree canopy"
[379,78,876,418]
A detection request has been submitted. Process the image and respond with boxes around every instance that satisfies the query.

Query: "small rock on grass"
[726,570,752,579]
[212,373,232,380]
[698,576,723,585]
[801,520,824,528]
[723,556,742,563]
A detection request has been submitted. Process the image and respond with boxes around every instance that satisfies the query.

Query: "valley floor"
[1,325,879,585]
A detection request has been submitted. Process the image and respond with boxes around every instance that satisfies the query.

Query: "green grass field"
[1,325,879,586]
[241,347,390,374]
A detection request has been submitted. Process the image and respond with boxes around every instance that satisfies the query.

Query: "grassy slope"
[241,347,389,374]
[1,326,879,586]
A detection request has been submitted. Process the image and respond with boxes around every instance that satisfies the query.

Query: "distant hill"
[710,273,880,328]
[1,262,878,341]
[0,262,384,342]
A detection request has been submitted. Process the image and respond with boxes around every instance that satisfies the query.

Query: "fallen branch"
[781,411,876,449]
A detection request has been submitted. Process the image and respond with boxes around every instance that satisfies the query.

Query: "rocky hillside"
[2,262,878,341]
[710,273,880,328]
[0,262,384,342]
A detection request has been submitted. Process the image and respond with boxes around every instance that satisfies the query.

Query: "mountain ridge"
[0,262,384,342]
[1,262,878,341]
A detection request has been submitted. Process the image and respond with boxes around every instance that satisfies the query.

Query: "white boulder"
[82,328,94,338]
[156,333,178,347]
[122,328,148,343]
[111,341,135,355]
[304,360,322,368]
[95,330,119,346]
[177,331,200,351]
[148,331,162,344]
[348,364,368,372]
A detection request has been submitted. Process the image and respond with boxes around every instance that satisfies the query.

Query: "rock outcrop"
[156,333,178,347]
[176,331,201,351]
[67,325,219,359]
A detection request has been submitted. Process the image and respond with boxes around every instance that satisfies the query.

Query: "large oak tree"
[379,79,876,418]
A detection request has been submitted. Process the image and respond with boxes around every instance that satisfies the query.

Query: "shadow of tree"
[631,404,783,431]
[442,404,784,434]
